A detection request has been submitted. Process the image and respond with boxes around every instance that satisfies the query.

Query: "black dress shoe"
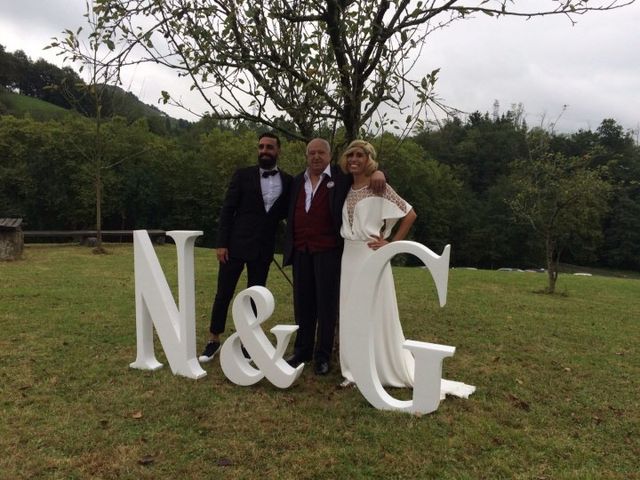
[314,361,330,376]
[285,354,306,368]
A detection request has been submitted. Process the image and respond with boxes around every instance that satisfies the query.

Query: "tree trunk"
[96,171,103,250]
[93,88,106,254]
[545,235,557,294]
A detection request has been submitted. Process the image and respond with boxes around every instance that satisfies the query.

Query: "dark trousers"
[292,248,341,363]
[209,256,271,335]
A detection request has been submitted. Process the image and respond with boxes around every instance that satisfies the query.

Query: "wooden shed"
[0,218,24,260]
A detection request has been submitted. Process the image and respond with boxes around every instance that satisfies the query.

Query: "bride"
[338,140,475,399]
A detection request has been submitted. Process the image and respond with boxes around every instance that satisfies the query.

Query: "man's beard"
[258,154,277,170]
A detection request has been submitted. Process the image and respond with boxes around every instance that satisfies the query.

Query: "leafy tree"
[508,130,612,293]
[90,117,164,227]
[593,119,640,270]
[414,110,528,193]
[374,134,466,260]
[603,191,640,270]
[413,117,467,170]
[412,109,533,267]
[457,177,541,269]
[152,128,259,246]
[0,116,93,229]
[0,114,171,233]
[544,119,640,270]
[0,45,19,90]
[0,45,86,112]
[10,50,35,96]
[87,0,631,145]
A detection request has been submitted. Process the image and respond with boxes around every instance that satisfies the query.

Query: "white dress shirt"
[260,168,282,212]
[303,164,332,212]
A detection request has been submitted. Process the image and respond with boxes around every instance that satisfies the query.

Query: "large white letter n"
[130,230,206,379]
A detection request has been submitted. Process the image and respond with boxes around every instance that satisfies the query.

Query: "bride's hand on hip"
[367,235,389,250]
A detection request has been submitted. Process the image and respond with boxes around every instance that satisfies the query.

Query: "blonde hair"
[339,140,379,176]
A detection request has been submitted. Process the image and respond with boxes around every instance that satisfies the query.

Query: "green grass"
[0,90,76,122]
[1,244,638,479]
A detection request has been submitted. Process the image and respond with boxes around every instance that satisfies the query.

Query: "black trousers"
[209,256,271,335]
[291,248,341,363]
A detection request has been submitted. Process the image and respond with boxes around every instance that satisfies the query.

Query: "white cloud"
[419,3,640,132]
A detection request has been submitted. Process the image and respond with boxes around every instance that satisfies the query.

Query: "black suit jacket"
[216,165,293,262]
[283,164,352,266]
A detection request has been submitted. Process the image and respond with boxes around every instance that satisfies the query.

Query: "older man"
[283,138,384,375]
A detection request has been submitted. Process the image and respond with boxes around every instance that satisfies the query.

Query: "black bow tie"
[262,170,278,178]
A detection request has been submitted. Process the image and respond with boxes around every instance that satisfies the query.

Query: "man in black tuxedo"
[199,132,292,362]
[283,138,384,375]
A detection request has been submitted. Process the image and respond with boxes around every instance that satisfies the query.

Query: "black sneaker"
[198,341,221,363]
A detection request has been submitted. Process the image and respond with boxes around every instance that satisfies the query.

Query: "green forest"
[1,45,639,272]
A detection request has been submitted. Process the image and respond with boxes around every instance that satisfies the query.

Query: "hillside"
[0,89,76,121]
[0,86,188,133]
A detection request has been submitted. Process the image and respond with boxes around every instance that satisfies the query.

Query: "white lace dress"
[339,185,415,387]
[339,185,475,398]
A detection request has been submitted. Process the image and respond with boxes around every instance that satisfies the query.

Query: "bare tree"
[48,1,151,252]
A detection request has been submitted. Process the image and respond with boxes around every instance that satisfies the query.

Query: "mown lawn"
[1,244,638,479]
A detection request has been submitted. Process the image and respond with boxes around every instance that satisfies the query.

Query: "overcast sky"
[1,0,639,134]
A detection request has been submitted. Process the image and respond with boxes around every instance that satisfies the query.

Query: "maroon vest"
[294,179,338,252]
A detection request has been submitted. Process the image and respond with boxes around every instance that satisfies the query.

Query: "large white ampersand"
[220,286,303,388]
